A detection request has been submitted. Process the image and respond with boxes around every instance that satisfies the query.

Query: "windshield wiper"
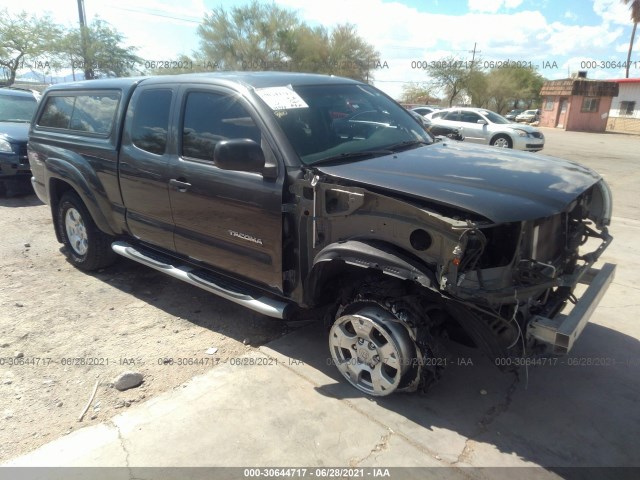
[386,140,431,152]
[310,149,394,166]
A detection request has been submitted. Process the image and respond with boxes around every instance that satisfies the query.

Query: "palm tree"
[623,0,640,78]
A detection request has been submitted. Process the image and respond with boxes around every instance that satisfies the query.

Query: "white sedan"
[515,109,541,123]
[427,107,544,151]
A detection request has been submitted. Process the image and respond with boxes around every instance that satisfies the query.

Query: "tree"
[485,69,516,113]
[400,82,436,104]
[426,56,470,106]
[326,24,379,82]
[0,9,61,85]
[623,0,640,78]
[197,1,300,71]
[466,70,490,108]
[193,1,379,82]
[483,66,544,113]
[57,19,141,80]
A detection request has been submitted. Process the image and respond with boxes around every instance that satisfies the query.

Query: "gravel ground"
[0,191,287,461]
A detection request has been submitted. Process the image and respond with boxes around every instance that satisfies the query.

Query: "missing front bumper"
[527,263,616,354]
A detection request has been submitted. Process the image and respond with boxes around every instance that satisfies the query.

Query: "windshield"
[479,110,511,125]
[262,84,433,166]
[0,94,38,123]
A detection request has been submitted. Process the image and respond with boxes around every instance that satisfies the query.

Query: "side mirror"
[476,119,487,125]
[214,139,265,173]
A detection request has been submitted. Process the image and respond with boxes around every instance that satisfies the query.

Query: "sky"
[1,0,638,98]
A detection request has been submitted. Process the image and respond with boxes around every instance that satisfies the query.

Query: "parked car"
[408,109,463,141]
[411,106,441,117]
[333,109,395,139]
[515,109,540,123]
[0,87,39,195]
[29,73,613,397]
[504,109,524,121]
[426,107,544,151]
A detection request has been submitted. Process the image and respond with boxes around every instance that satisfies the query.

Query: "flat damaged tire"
[57,191,116,271]
[329,304,416,396]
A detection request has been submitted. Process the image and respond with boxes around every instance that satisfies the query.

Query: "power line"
[107,6,203,24]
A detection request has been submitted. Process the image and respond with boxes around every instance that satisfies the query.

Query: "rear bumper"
[527,263,616,354]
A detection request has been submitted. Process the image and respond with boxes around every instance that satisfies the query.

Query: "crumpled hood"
[0,122,29,143]
[315,141,601,223]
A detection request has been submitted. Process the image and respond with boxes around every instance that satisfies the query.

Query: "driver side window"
[182,91,261,162]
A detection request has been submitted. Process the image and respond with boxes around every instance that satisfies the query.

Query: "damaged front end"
[440,178,615,357]
[303,155,615,395]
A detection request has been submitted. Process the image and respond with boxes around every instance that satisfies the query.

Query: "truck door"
[168,86,284,292]
[119,85,177,251]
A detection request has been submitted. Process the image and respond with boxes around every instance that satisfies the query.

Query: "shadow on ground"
[264,320,640,476]
[0,186,42,206]
[82,255,288,347]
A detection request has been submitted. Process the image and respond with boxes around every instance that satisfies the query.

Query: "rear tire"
[57,191,117,271]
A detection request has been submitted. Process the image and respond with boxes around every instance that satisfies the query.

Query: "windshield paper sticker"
[256,87,309,110]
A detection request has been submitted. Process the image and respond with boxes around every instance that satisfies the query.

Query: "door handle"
[169,178,191,192]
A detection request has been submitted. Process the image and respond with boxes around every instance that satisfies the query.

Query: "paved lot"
[3,128,639,479]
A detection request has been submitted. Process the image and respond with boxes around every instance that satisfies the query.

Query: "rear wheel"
[57,191,117,271]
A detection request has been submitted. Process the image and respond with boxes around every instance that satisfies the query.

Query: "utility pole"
[469,42,481,70]
[77,0,86,27]
[76,0,93,80]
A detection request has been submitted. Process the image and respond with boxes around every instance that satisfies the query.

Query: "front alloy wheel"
[491,135,512,148]
[329,305,415,396]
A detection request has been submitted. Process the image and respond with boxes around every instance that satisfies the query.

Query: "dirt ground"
[0,191,287,462]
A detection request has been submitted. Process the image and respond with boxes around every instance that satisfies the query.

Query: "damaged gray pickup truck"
[29,72,615,396]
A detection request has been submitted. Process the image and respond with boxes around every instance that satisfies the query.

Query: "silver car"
[515,109,540,123]
[427,107,544,151]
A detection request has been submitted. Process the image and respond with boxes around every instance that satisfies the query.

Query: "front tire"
[328,277,445,396]
[491,134,512,148]
[57,191,116,271]
[329,304,416,396]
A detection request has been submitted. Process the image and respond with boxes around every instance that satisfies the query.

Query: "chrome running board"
[111,241,289,319]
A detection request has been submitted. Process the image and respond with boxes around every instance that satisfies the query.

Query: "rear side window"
[182,91,260,161]
[130,89,172,155]
[39,97,74,129]
[38,93,119,134]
